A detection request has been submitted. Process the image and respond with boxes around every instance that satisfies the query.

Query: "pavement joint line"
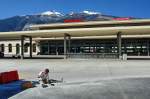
[115,80,129,99]
[105,61,128,99]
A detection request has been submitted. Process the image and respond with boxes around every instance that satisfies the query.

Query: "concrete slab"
[10,77,150,99]
[0,59,150,98]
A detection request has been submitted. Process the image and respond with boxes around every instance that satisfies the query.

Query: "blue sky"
[0,0,149,19]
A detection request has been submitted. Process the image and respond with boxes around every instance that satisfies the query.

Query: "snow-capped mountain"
[0,10,136,32]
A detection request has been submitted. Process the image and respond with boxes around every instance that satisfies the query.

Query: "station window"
[1,44,5,52]
[32,43,36,52]
[8,44,12,53]
[24,45,28,53]
[16,44,20,54]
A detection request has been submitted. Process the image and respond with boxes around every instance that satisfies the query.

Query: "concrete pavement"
[0,59,150,99]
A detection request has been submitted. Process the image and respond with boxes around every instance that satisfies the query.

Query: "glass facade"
[39,38,150,57]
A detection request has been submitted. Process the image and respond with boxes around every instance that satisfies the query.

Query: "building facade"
[0,19,150,59]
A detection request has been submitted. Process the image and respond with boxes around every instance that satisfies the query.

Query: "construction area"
[0,59,150,99]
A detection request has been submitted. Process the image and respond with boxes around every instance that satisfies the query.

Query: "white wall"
[0,40,40,56]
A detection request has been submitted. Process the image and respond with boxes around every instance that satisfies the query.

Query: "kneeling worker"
[38,68,49,84]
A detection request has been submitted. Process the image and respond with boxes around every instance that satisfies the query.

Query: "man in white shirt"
[38,68,49,84]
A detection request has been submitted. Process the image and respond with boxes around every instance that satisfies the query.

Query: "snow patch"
[41,11,63,16]
[82,10,101,15]
[69,12,75,15]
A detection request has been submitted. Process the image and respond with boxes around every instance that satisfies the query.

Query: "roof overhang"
[1,19,150,40]
[33,35,150,41]
[0,25,150,39]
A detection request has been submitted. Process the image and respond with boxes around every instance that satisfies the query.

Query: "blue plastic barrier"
[0,80,26,99]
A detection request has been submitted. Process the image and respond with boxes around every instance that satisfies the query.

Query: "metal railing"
[67,53,119,59]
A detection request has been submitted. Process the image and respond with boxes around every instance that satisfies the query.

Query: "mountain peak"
[41,11,63,16]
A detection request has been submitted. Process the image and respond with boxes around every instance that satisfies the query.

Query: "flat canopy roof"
[30,19,150,29]
[0,19,150,39]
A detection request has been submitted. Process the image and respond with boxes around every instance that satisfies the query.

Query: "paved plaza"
[1,59,150,81]
[0,59,150,99]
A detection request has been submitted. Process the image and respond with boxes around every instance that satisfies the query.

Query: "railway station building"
[0,19,150,59]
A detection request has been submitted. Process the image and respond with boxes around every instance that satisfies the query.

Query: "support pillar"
[64,33,71,59]
[117,32,122,59]
[21,35,24,59]
[29,36,32,58]
[68,35,71,57]
[64,34,67,59]
[21,35,32,59]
